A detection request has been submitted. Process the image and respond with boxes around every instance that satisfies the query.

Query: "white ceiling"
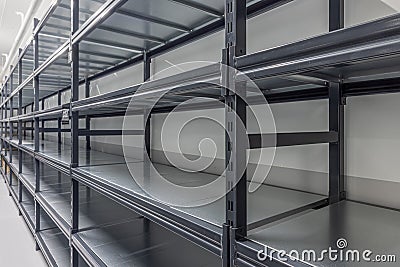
[0,0,399,72]
[0,0,32,70]
[381,0,400,11]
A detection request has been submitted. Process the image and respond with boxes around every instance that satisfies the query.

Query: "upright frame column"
[223,1,247,266]
[328,0,345,203]
[143,52,151,159]
[8,70,13,192]
[85,77,91,150]
[9,67,13,166]
[4,80,7,158]
[33,18,41,249]
[41,99,45,140]
[70,1,80,265]
[0,83,3,154]
[57,91,62,145]
[18,49,23,207]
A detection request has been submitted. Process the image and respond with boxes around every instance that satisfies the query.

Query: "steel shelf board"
[19,186,55,231]
[35,146,142,174]
[237,200,400,267]
[73,160,326,247]
[237,13,400,89]
[72,217,221,267]
[19,188,36,234]
[36,228,71,267]
[36,174,73,237]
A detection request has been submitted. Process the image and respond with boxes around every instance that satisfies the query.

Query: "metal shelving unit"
[1,0,400,266]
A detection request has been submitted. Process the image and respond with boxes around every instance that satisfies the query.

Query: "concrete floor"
[0,180,47,267]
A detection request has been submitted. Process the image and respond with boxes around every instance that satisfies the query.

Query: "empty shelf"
[36,228,71,267]
[19,186,55,232]
[75,161,326,228]
[243,200,400,267]
[73,217,221,267]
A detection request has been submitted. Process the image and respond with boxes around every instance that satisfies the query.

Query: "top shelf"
[3,1,400,113]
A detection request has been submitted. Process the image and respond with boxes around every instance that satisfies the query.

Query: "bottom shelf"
[37,228,70,267]
[73,217,222,267]
[37,228,89,267]
[242,200,400,267]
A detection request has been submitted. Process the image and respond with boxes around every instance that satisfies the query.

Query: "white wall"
[40,0,400,209]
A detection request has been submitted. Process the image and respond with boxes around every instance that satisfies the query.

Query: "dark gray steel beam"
[144,52,151,159]
[45,19,165,44]
[168,0,223,17]
[329,0,344,31]
[328,82,345,203]
[9,67,14,166]
[18,49,23,177]
[85,37,143,53]
[328,0,345,204]
[98,25,165,44]
[117,8,190,32]
[57,91,62,144]
[78,129,143,136]
[224,1,247,267]
[80,49,127,60]
[85,79,91,150]
[60,1,190,32]
[248,131,338,149]
[41,99,45,140]
[33,18,41,249]
[71,1,80,266]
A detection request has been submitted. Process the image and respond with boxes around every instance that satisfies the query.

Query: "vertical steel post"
[224,1,247,266]
[143,52,151,159]
[57,91,62,144]
[0,85,3,157]
[31,104,34,138]
[143,52,152,231]
[328,0,345,204]
[329,82,345,203]
[85,78,91,150]
[0,83,3,153]
[4,80,7,157]
[41,100,45,140]
[84,78,92,198]
[329,0,344,31]
[9,68,14,167]
[33,18,41,248]
[24,106,27,139]
[18,49,23,208]
[71,1,80,265]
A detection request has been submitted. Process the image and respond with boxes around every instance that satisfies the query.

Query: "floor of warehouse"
[0,181,46,267]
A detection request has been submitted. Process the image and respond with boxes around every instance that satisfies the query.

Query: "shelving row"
[1,0,400,266]
[1,149,221,266]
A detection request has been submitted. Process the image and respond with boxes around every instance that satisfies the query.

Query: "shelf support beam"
[144,52,151,159]
[329,82,346,203]
[224,1,247,266]
[329,0,344,31]
[57,91,62,145]
[41,99,45,140]
[71,1,80,266]
[328,0,345,204]
[249,131,338,149]
[9,67,13,166]
[33,18,41,251]
[18,49,23,209]
[85,78,91,150]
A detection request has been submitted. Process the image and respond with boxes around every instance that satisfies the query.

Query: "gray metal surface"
[76,217,221,267]
[37,228,71,267]
[78,162,326,227]
[248,200,400,267]
[19,186,55,230]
